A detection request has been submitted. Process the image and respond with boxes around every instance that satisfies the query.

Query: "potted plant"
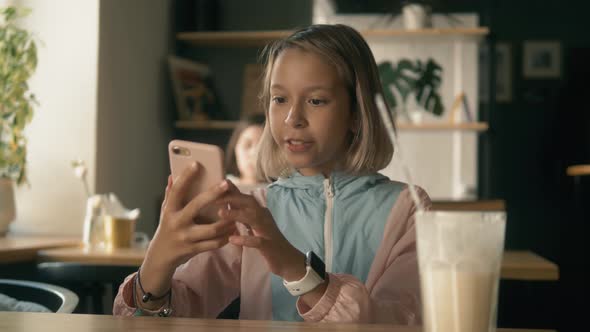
[378,58,443,123]
[0,6,38,235]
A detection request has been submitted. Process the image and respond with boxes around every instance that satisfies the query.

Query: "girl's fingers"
[160,174,175,212]
[186,219,235,242]
[167,162,200,211]
[180,180,230,225]
[191,236,231,254]
[218,206,261,230]
[224,179,242,194]
[229,235,263,248]
[218,192,257,210]
[165,174,174,193]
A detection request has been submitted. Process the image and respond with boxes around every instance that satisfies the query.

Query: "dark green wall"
[484,3,589,332]
[484,0,590,253]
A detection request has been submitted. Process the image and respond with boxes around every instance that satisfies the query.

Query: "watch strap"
[282,265,325,296]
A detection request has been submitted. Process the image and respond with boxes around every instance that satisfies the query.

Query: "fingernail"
[219,180,228,189]
[192,161,198,170]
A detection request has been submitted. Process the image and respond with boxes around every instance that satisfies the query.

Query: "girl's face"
[269,48,353,177]
[235,125,263,182]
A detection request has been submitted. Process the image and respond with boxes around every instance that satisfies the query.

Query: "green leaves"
[0,6,37,186]
[378,58,444,118]
[2,7,17,22]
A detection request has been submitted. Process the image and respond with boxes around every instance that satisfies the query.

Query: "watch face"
[307,251,326,279]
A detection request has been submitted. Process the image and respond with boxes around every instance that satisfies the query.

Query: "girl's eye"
[272,96,286,104]
[309,98,326,106]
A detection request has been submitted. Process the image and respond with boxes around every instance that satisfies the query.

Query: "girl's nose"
[284,102,307,128]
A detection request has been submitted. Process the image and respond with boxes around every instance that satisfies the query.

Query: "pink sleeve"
[113,241,242,318]
[296,186,431,324]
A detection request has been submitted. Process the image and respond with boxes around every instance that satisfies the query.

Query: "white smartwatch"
[283,251,326,296]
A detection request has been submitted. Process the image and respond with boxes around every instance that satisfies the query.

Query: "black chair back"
[0,279,78,313]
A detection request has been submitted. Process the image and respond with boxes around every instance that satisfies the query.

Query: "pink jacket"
[113,184,430,324]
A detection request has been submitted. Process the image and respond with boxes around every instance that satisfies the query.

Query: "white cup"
[416,211,506,332]
[402,4,432,30]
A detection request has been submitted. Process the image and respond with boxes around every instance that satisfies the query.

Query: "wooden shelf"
[363,27,488,42]
[397,122,488,132]
[175,120,239,130]
[177,30,290,47]
[177,27,489,47]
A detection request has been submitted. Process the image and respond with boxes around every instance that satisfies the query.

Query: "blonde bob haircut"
[256,24,394,181]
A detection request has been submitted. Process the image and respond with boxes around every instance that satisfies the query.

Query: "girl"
[225,113,267,192]
[113,24,431,324]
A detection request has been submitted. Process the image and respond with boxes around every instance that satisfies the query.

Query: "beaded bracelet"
[137,267,171,303]
[133,267,172,317]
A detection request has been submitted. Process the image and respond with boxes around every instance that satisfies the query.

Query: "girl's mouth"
[286,139,313,152]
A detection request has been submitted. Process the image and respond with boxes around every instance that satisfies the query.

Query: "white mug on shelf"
[402,3,432,30]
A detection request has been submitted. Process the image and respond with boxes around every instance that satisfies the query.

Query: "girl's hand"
[219,181,307,282]
[139,163,237,302]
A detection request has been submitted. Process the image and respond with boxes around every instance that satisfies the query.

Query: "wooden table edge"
[501,251,559,281]
[0,237,80,264]
[37,247,144,267]
[0,312,558,332]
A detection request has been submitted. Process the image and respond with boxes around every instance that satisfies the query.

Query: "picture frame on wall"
[523,41,561,79]
[167,56,219,121]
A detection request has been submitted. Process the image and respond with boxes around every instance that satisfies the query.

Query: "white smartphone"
[168,140,225,202]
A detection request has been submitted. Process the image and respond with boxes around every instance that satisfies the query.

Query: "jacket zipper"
[323,177,335,273]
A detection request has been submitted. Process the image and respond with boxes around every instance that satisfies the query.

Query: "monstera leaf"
[414,59,444,116]
[379,58,444,118]
[378,60,417,111]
